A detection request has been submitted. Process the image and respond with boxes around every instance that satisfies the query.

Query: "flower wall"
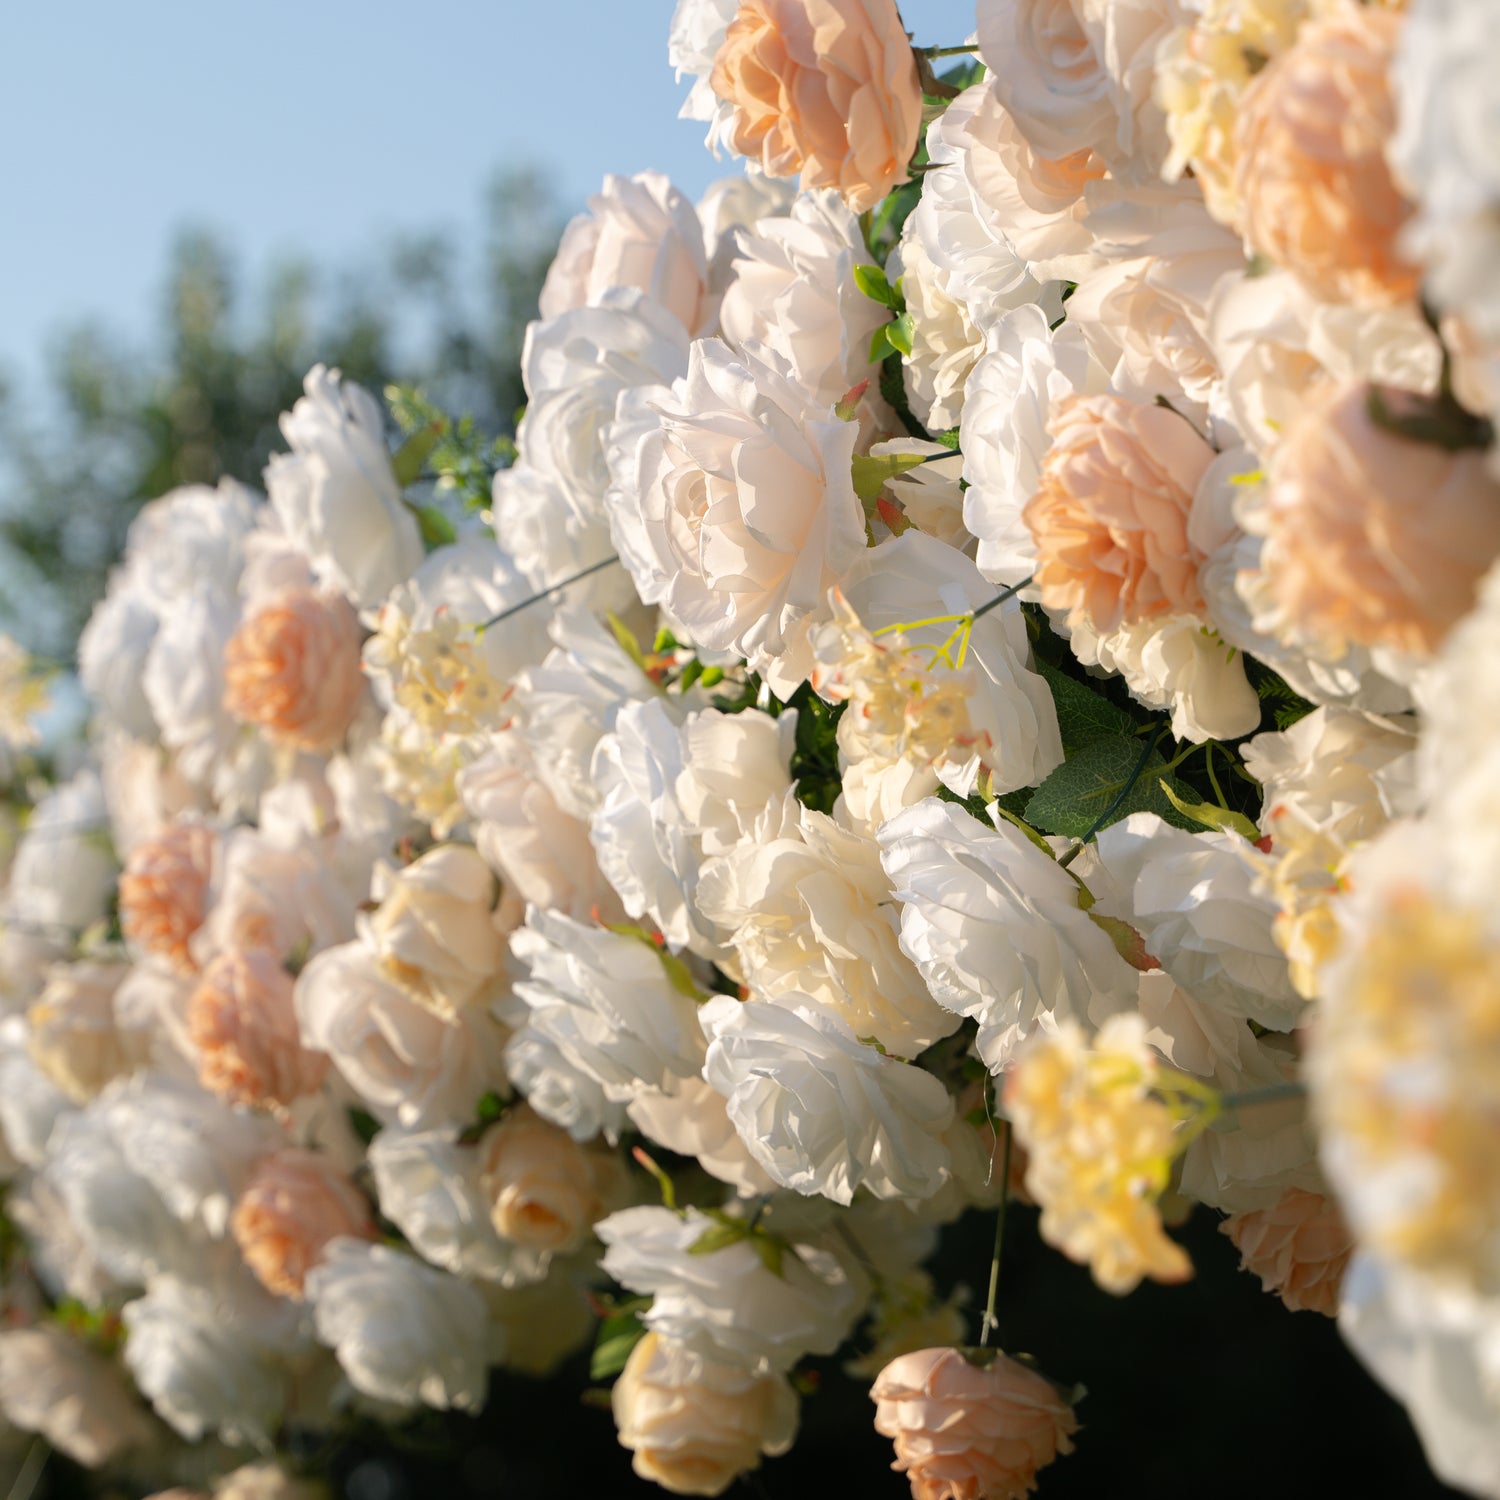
[0,0,1497,1496]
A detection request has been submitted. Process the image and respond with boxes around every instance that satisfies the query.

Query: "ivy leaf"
[1036,660,1137,754]
[1024,736,1195,840]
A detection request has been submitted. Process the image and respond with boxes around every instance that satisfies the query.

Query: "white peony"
[699,993,956,1204]
[597,1204,861,1373]
[879,798,1138,1071]
[604,338,865,692]
[306,1238,490,1411]
[264,364,423,611]
[509,906,705,1100]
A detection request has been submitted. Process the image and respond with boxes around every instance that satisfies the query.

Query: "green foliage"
[1246,655,1316,731]
[1024,734,1197,840]
[853,264,903,311]
[388,383,519,511]
[590,1300,650,1382]
[1035,658,1138,754]
[784,684,845,814]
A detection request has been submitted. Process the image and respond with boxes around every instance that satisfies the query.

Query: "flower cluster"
[1,0,1498,1496]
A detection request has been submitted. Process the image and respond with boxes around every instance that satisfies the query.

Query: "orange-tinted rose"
[231,1148,374,1298]
[1222,1186,1353,1317]
[1235,6,1417,307]
[1024,393,1215,634]
[871,1345,1078,1500]
[223,587,364,752]
[119,822,216,974]
[187,947,329,1108]
[711,0,923,213]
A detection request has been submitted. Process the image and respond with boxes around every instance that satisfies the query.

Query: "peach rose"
[231,1148,374,1299]
[1221,1186,1353,1317]
[1024,393,1215,634]
[871,1346,1079,1500]
[1245,381,1500,657]
[613,1331,800,1497]
[476,1105,620,1254]
[187,947,330,1108]
[223,586,364,752]
[1234,6,1417,307]
[119,821,216,974]
[710,0,923,214]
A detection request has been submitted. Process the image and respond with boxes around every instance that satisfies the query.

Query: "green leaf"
[391,420,444,488]
[590,1309,647,1381]
[1024,736,1194,840]
[886,312,915,357]
[1156,780,1261,841]
[688,1221,749,1256]
[605,611,649,673]
[868,324,896,364]
[991,803,1055,858]
[851,449,930,502]
[408,502,456,549]
[751,1233,784,1278]
[853,264,902,310]
[346,1107,380,1146]
[1036,660,1137,754]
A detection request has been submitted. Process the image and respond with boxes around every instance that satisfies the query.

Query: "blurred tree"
[0,167,560,659]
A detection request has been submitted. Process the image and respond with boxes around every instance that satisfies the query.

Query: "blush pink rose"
[1221,1187,1354,1317]
[231,1148,375,1299]
[871,1346,1079,1500]
[1024,393,1215,634]
[1247,381,1500,657]
[187,947,330,1108]
[223,586,365,752]
[710,0,923,214]
[1234,6,1417,307]
[119,821,217,974]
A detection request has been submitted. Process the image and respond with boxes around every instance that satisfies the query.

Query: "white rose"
[1340,1254,1500,1500]
[604,339,865,693]
[457,733,620,924]
[540,171,712,337]
[879,798,1138,1071]
[264,364,422,611]
[306,1238,490,1411]
[697,805,957,1058]
[699,993,956,1204]
[504,1023,627,1144]
[0,1016,74,1167]
[668,0,740,150]
[626,1076,776,1196]
[27,959,135,1102]
[889,223,984,433]
[674,705,798,856]
[1088,813,1303,1029]
[123,1264,297,1444]
[295,940,506,1130]
[119,478,259,609]
[977,0,1181,180]
[362,844,507,1017]
[77,586,161,741]
[513,607,665,822]
[141,590,243,790]
[8,1176,117,1306]
[921,83,1093,295]
[1243,707,1418,843]
[597,1204,861,1373]
[961,307,1095,586]
[698,170,798,261]
[6,769,116,936]
[510,906,705,1099]
[0,1327,153,1468]
[614,1332,799,1497]
[716,190,889,425]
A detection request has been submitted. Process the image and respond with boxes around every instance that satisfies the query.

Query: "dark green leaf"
[1024,736,1196,840]
[1036,659,1138,754]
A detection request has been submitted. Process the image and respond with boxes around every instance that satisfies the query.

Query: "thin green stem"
[918,44,981,57]
[1058,719,1168,868]
[979,1122,1012,1349]
[479,554,620,629]
[1204,742,1227,809]
[971,575,1034,623]
[1221,1082,1306,1112]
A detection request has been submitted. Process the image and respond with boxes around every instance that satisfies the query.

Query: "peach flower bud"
[710,0,923,214]
[476,1105,620,1254]
[223,586,364,752]
[1024,394,1215,635]
[613,1331,799,1497]
[231,1148,374,1299]
[119,821,216,974]
[1248,381,1500,657]
[871,1346,1079,1500]
[186,947,330,1108]
[1234,6,1417,307]
[1221,1186,1354,1317]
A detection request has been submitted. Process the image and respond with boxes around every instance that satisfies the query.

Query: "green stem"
[971,575,1034,623]
[1058,719,1168,868]
[479,554,620,629]
[1220,1082,1305,1112]
[918,44,981,57]
[979,1122,1012,1348]
[1204,742,1227,810]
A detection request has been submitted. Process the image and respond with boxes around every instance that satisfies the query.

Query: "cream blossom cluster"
[4,2,1500,1496]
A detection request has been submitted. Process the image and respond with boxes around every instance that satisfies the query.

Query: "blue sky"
[0,0,975,389]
